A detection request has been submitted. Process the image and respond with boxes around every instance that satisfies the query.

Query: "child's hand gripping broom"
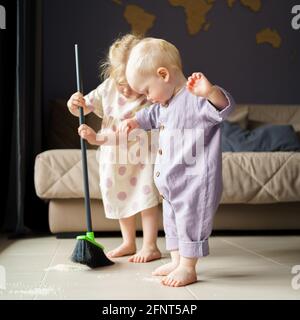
[71,44,114,268]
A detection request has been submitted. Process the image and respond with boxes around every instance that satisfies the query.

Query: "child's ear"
[157,67,170,82]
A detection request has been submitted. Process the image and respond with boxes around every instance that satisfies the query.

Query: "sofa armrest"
[34,149,102,200]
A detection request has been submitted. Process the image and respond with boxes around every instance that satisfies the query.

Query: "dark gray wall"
[43,0,300,111]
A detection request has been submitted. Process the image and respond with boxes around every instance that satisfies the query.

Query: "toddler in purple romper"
[135,86,235,258]
[121,37,236,287]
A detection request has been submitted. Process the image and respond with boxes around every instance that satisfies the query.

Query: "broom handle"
[75,44,93,233]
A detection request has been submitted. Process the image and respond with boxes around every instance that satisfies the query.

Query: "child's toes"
[128,255,136,262]
[106,250,115,258]
[162,276,171,286]
[173,280,181,287]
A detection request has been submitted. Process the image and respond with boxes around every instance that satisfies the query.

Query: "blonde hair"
[126,37,182,77]
[100,33,142,82]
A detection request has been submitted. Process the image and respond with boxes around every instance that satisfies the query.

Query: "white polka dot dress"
[84,78,160,219]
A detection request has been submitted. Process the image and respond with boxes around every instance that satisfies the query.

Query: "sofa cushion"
[34,149,300,204]
[34,149,102,200]
[222,152,300,203]
[221,122,300,152]
[246,105,300,134]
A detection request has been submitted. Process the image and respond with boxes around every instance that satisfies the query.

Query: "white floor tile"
[220,236,300,267]
[0,235,299,300]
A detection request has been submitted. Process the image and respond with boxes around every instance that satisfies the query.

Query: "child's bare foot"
[107,243,136,258]
[161,265,197,287]
[152,261,179,276]
[128,246,161,263]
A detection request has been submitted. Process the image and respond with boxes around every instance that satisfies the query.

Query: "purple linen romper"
[136,87,235,258]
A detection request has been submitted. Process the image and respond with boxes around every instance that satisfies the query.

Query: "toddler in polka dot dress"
[67,34,161,263]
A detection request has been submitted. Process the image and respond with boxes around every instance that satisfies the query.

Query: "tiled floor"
[0,235,299,300]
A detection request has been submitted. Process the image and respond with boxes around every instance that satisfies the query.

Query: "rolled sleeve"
[201,86,236,125]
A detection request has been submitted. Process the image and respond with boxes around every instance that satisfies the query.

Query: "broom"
[71,44,114,268]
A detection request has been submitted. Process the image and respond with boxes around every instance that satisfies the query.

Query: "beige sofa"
[34,102,300,233]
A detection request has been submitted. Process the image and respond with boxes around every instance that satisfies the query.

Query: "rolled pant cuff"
[179,239,209,258]
[165,237,179,251]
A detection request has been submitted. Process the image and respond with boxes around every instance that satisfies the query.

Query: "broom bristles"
[71,239,114,268]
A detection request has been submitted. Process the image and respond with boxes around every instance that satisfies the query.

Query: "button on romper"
[136,87,235,258]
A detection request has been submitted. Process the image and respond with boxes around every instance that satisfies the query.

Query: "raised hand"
[186,72,213,98]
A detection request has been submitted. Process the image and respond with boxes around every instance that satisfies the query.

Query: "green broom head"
[71,232,114,268]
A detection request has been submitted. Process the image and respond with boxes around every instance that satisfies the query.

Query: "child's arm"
[119,102,161,135]
[186,72,228,110]
[78,124,120,146]
[84,85,104,118]
[67,92,92,117]
[68,80,106,119]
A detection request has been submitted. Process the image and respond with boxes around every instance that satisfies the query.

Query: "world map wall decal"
[112,0,282,49]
